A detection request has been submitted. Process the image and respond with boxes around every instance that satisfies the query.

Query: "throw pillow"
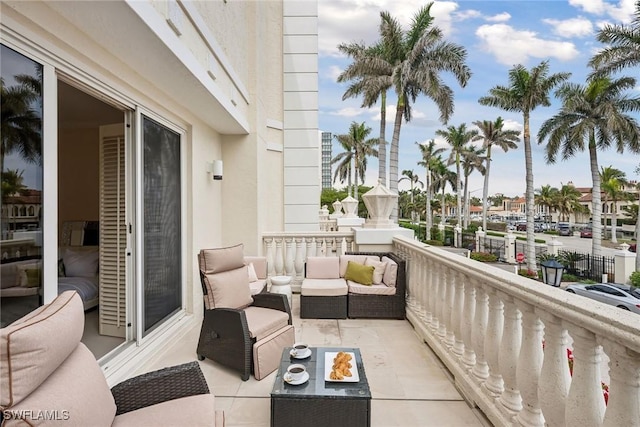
[247,262,259,282]
[365,258,388,285]
[344,261,375,286]
[62,247,99,277]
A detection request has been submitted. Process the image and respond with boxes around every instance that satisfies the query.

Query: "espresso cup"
[286,363,306,382]
[291,342,309,356]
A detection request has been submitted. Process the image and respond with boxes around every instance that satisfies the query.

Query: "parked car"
[516,223,527,231]
[558,224,572,236]
[630,243,637,253]
[565,283,640,314]
[534,223,544,233]
[580,227,593,238]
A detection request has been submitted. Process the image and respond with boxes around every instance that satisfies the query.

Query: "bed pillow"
[344,261,374,286]
[63,247,99,277]
[17,264,42,288]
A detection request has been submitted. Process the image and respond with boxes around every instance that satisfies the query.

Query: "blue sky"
[318,0,640,198]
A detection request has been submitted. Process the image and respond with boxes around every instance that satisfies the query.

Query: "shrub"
[630,271,640,288]
[561,273,578,282]
[579,279,597,284]
[518,269,538,279]
[470,252,498,262]
[425,239,444,246]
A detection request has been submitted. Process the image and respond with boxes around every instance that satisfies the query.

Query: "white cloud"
[476,24,580,65]
[569,0,636,23]
[486,12,511,23]
[328,107,369,118]
[542,16,594,38]
[325,65,343,81]
[455,9,482,20]
[502,119,523,133]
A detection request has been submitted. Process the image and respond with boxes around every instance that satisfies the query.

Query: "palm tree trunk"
[603,196,609,240]
[389,101,404,222]
[463,174,470,229]
[524,113,536,271]
[482,146,492,232]
[426,171,432,240]
[379,91,387,185]
[636,193,640,270]
[347,162,353,197]
[354,157,359,201]
[611,198,618,243]
[456,154,462,227]
[589,137,603,259]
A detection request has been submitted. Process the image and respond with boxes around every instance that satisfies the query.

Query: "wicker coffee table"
[270,347,371,427]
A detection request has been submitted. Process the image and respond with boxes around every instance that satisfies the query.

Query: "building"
[321,131,332,189]
[0,0,319,384]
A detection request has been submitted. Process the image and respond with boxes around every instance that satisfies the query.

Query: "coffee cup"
[291,343,309,357]
[285,363,306,382]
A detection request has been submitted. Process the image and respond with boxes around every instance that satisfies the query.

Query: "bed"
[58,246,100,310]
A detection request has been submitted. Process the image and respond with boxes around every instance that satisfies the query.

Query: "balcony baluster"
[601,341,640,427]
[452,271,465,356]
[484,288,505,396]
[471,284,488,380]
[515,303,544,427]
[498,295,523,414]
[461,277,477,369]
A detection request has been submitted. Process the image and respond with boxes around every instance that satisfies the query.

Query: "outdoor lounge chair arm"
[111,361,210,415]
[252,293,292,324]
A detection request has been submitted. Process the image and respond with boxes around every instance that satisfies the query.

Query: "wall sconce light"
[207,160,223,180]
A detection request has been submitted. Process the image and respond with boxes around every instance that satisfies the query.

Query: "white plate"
[324,351,359,382]
[284,370,309,385]
[290,348,312,359]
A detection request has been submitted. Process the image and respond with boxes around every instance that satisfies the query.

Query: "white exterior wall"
[1,0,299,383]
[283,0,320,231]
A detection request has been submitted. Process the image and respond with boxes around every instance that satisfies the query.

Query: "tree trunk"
[426,170,432,240]
[482,145,492,232]
[463,173,470,229]
[611,198,618,244]
[636,193,640,270]
[379,91,387,185]
[353,158,359,201]
[588,136,602,259]
[602,195,609,240]
[523,112,536,271]
[389,101,404,222]
[456,153,462,227]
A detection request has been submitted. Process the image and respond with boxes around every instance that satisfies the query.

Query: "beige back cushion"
[381,256,398,286]
[306,257,340,279]
[9,343,116,426]
[364,258,388,285]
[0,291,84,408]
[200,244,245,274]
[244,256,267,279]
[203,266,253,309]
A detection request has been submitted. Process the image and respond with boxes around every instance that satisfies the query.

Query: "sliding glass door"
[141,115,182,335]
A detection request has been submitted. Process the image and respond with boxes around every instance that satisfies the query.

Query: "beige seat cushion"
[347,281,396,295]
[200,244,245,274]
[7,343,116,427]
[244,306,289,341]
[300,278,348,296]
[113,394,216,427]
[339,255,378,277]
[202,266,253,309]
[306,257,340,279]
[381,256,398,286]
[0,291,84,408]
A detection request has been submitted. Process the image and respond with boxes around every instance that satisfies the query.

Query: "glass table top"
[271,347,371,399]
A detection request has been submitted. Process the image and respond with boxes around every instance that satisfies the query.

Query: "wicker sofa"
[0,291,224,426]
[300,252,406,320]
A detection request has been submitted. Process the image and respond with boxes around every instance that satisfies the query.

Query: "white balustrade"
[395,234,639,427]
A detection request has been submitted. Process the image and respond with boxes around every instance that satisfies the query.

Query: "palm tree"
[535,185,558,229]
[437,123,478,228]
[431,156,456,223]
[553,184,582,222]
[399,169,424,222]
[417,139,446,239]
[337,41,392,184]
[460,145,486,228]
[479,61,570,271]
[472,117,520,231]
[600,166,630,243]
[538,75,640,258]
[332,121,378,200]
[589,1,640,76]
[378,4,471,221]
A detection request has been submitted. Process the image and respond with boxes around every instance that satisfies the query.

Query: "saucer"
[284,371,309,385]
[290,348,312,359]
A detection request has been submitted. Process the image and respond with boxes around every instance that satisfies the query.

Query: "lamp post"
[540,259,565,287]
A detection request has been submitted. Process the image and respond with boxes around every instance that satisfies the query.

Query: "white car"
[565,283,640,314]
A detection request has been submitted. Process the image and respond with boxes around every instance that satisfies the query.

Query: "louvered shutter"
[99,125,127,337]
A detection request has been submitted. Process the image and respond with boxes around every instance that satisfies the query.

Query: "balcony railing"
[260,229,639,426]
[394,234,639,427]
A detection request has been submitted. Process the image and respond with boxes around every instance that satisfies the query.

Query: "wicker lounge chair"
[196,244,295,380]
[0,291,224,426]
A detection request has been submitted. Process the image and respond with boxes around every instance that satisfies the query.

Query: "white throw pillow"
[365,258,388,285]
[247,262,259,282]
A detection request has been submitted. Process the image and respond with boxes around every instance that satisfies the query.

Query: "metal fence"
[558,250,616,282]
[477,235,506,261]
[461,232,475,250]
[515,240,548,260]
